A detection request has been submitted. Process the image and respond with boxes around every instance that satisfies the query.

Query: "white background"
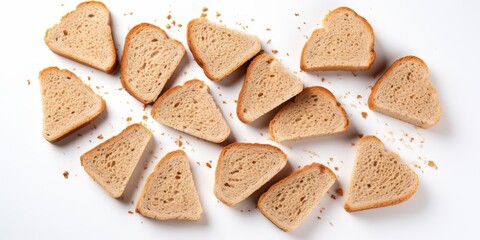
[0,0,478,239]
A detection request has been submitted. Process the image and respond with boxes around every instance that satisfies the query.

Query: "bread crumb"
[126,116,132,122]
[267,39,271,44]
[271,49,278,54]
[410,137,415,142]
[201,13,207,17]
[427,161,438,170]
[63,171,69,179]
[196,161,200,166]
[171,20,176,26]
[175,139,183,147]
[167,14,171,20]
[266,28,271,31]
[206,162,212,168]
[142,115,148,121]
[222,101,227,104]
[178,24,182,28]
[329,221,334,226]
[260,133,264,136]
[321,77,325,82]
[358,134,364,138]
[356,94,362,99]
[351,143,355,147]
[27,79,31,86]
[329,157,333,161]
[335,188,343,196]
[351,72,357,77]
[216,11,221,17]
[97,134,104,139]
[229,113,233,119]
[334,166,339,171]
[294,13,299,16]
[165,24,171,29]
[361,112,368,119]
[202,7,208,12]
[128,211,134,214]
[330,195,336,200]
[317,216,321,220]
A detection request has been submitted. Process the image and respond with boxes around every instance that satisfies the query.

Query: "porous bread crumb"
[142,115,148,121]
[335,188,343,196]
[427,160,438,170]
[165,24,171,29]
[202,7,208,12]
[167,14,171,20]
[97,134,104,139]
[63,171,69,179]
[361,112,368,119]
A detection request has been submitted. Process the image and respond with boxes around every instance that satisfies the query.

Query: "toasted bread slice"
[80,124,152,198]
[136,150,203,220]
[344,136,419,212]
[237,54,303,123]
[39,67,105,142]
[301,7,375,71]
[187,18,261,81]
[214,143,287,206]
[368,56,442,128]
[258,163,336,231]
[151,79,231,143]
[44,1,117,73]
[269,86,348,142]
[121,23,185,104]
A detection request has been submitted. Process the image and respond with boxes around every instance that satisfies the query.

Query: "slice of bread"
[269,86,349,142]
[344,136,419,212]
[44,1,117,73]
[301,7,375,71]
[121,23,185,104]
[368,56,442,128]
[214,143,287,206]
[187,18,261,81]
[151,79,231,143]
[80,124,152,198]
[39,67,105,142]
[237,54,303,123]
[258,163,336,232]
[136,150,203,220]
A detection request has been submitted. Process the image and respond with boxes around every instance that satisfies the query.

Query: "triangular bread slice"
[39,67,105,142]
[368,56,442,128]
[151,79,231,143]
[80,124,152,198]
[44,1,117,73]
[344,136,419,212]
[269,86,348,142]
[301,7,375,71]
[237,54,303,123]
[136,150,203,220]
[214,143,288,206]
[187,18,261,81]
[258,163,336,232]
[121,23,185,104]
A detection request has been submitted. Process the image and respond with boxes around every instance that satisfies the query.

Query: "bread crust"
[268,86,349,142]
[120,23,185,104]
[368,56,441,128]
[258,163,336,231]
[44,1,117,73]
[214,142,287,206]
[39,66,106,142]
[300,7,376,71]
[344,135,419,212]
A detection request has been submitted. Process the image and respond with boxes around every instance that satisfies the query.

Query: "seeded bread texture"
[136,150,203,220]
[80,124,152,198]
[344,136,419,212]
[301,7,375,71]
[187,18,261,81]
[39,67,105,142]
[121,23,185,104]
[269,86,348,142]
[214,143,287,206]
[44,1,117,73]
[258,163,336,231]
[368,56,441,128]
[237,54,303,123]
[151,79,231,143]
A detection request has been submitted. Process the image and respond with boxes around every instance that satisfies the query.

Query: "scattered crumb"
[97,134,104,140]
[202,7,208,12]
[329,221,334,226]
[357,94,362,99]
[196,161,200,166]
[128,211,134,214]
[77,134,82,137]
[267,39,271,44]
[361,112,368,119]
[358,134,364,138]
[216,11,221,17]
[286,52,290,56]
[330,195,336,200]
[351,143,355,147]
[165,24,171,29]
[317,216,321,220]
[321,77,325,82]
[171,20,176,26]
[427,161,438,170]
[126,116,132,122]
[271,49,278,54]
[329,157,333,161]
[206,162,212,168]
[294,13,299,16]
[229,113,233,119]
[175,139,183,147]
[167,14,171,20]
[234,100,238,103]
[222,100,227,104]
[201,13,207,17]
[335,188,344,196]
[351,72,357,77]
[63,171,69,179]
[142,115,148,121]
[410,137,415,142]
[334,166,339,171]
[266,28,271,31]
[178,24,182,28]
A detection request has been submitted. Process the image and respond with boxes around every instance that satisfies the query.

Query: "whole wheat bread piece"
[214,143,287,206]
[269,86,348,142]
[237,54,303,123]
[121,23,185,104]
[301,7,375,71]
[368,56,442,128]
[151,79,231,143]
[39,67,105,142]
[187,17,261,81]
[80,124,152,198]
[258,163,336,232]
[136,150,203,220]
[344,136,419,212]
[44,1,117,73]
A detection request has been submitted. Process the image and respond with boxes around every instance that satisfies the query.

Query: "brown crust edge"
[344,135,419,212]
[213,142,288,206]
[300,7,376,72]
[120,22,186,104]
[269,86,349,142]
[258,163,336,231]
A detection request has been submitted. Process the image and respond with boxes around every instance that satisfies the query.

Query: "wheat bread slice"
[121,23,185,104]
[39,67,105,142]
[269,86,348,142]
[151,79,231,143]
[44,1,117,73]
[237,54,303,123]
[80,124,152,198]
[301,7,375,71]
[344,136,419,212]
[187,18,261,81]
[136,150,203,220]
[258,163,336,232]
[214,143,287,206]
[368,56,442,128]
